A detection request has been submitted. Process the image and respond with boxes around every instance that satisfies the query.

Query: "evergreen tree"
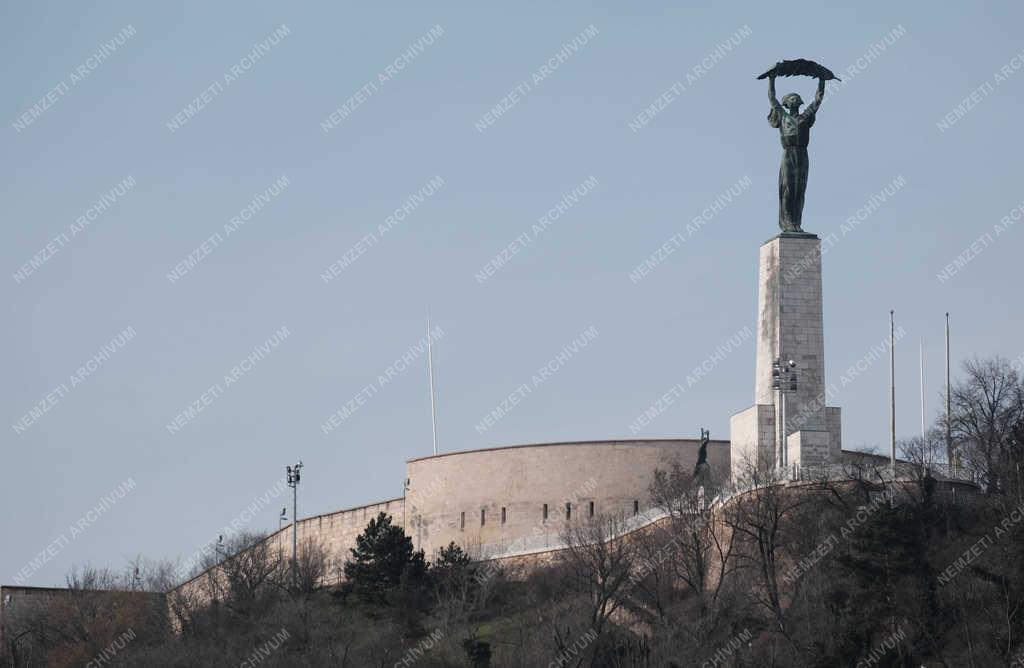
[433,542,471,572]
[343,512,426,603]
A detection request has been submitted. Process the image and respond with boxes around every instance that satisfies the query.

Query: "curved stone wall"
[404,438,729,558]
[262,497,406,574]
[170,438,729,614]
[172,496,404,608]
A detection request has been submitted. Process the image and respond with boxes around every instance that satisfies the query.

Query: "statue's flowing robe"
[768,97,820,232]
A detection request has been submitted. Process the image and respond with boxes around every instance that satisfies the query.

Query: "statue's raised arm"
[804,77,826,116]
[767,70,784,128]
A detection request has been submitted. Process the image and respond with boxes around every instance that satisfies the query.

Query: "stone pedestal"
[787,430,831,468]
[729,404,775,472]
[731,233,842,478]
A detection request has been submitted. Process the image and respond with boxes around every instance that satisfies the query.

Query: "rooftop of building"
[406,437,730,464]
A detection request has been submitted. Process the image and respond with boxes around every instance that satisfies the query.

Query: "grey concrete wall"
[172,496,404,608]
[404,439,729,558]
[170,439,733,609]
[262,497,406,579]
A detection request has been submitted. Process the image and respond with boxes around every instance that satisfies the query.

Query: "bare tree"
[947,356,1024,494]
[719,465,816,639]
[293,536,329,595]
[2,565,169,666]
[897,430,950,504]
[899,430,946,471]
[628,527,678,628]
[647,460,737,629]
[190,531,285,620]
[222,532,285,609]
[556,514,637,666]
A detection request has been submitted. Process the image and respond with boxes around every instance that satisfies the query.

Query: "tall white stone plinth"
[731,233,842,478]
[730,405,775,472]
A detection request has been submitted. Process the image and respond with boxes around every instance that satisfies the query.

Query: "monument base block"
[730,404,842,477]
[730,405,775,477]
[787,430,831,469]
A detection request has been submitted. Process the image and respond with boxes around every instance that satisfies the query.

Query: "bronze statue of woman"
[693,428,711,480]
[767,69,825,233]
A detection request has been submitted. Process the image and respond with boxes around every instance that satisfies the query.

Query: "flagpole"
[890,310,896,478]
[919,338,926,441]
[427,311,438,456]
[946,312,952,470]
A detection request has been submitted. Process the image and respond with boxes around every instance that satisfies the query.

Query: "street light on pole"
[772,357,798,473]
[286,461,303,589]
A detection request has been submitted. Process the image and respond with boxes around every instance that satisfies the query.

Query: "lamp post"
[286,461,303,588]
[403,478,410,531]
[772,357,798,473]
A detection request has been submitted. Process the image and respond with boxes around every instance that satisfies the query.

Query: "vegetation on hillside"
[3,356,1022,666]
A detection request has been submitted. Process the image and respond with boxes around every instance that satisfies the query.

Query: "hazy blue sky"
[3,1,1022,586]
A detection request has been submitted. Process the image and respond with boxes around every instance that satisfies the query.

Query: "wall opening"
[481,508,486,526]
[460,511,465,530]
[589,500,594,518]
[543,503,548,521]
[633,500,639,516]
[501,507,506,524]
[565,502,571,521]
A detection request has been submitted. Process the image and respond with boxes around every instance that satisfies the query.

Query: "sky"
[2,1,1022,587]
